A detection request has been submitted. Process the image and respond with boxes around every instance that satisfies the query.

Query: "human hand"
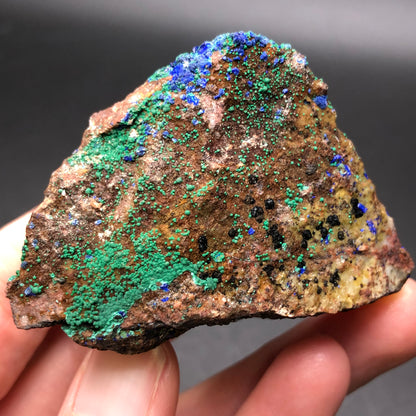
[0,213,415,415]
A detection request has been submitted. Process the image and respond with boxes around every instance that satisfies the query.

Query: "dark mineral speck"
[301,230,312,240]
[351,198,364,218]
[326,214,340,227]
[248,174,258,184]
[228,228,238,238]
[329,270,341,286]
[263,264,274,277]
[269,224,284,249]
[337,230,345,240]
[264,199,275,210]
[198,235,208,252]
[250,206,264,218]
[212,270,223,281]
[199,272,210,280]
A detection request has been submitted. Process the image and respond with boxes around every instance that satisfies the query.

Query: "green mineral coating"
[211,251,225,263]
[192,274,219,291]
[30,284,43,295]
[62,230,207,337]
[285,187,303,211]
[147,65,171,82]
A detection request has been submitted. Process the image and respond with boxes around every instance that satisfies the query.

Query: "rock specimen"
[7,32,413,354]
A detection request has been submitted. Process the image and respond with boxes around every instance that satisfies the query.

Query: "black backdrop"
[1,1,415,414]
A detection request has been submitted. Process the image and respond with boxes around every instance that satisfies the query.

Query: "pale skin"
[0,213,415,415]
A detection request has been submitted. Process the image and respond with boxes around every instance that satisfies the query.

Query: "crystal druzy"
[7,32,414,354]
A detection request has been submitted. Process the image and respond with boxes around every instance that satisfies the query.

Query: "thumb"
[58,342,179,416]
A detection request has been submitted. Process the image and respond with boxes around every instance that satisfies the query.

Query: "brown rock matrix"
[6,32,413,353]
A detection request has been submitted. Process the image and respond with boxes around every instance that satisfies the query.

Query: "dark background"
[1,1,415,414]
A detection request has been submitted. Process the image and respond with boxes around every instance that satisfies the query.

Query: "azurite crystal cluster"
[7,32,413,353]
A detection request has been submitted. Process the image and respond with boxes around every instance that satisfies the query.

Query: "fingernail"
[70,346,166,416]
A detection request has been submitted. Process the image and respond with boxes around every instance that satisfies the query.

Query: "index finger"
[0,213,49,399]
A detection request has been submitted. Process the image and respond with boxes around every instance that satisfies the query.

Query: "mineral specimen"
[7,32,413,354]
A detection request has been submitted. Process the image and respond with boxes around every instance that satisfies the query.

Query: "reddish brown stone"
[6,32,413,354]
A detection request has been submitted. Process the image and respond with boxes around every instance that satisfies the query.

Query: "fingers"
[177,332,283,416]
[58,342,179,416]
[0,327,86,416]
[178,278,416,415]
[0,212,49,399]
[236,335,350,416]
[312,277,416,391]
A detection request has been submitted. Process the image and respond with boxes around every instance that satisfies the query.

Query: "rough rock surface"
[7,32,413,354]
